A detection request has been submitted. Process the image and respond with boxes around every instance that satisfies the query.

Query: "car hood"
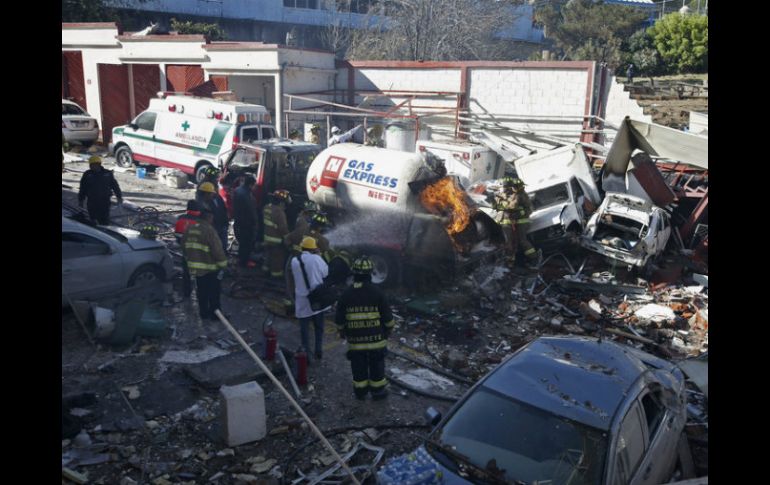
[603,201,650,224]
[527,204,567,232]
[106,226,167,251]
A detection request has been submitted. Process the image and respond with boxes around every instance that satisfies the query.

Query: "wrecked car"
[62,216,174,305]
[419,336,691,485]
[580,192,671,269]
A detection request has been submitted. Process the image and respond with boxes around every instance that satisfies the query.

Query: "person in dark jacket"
[196,181,229,252]
[233,175,259,267]
[78,156,123,225]
[335,256,395,400]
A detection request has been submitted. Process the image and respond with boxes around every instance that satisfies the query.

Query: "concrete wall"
[603,75,651,144]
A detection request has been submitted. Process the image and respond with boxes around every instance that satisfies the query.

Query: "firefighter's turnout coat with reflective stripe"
[182,219,227,276]
[263,203,289,245]
[335,282,395,351]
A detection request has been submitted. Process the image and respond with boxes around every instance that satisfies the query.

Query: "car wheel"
[368,250,400,288]
[115,146,134,168]
[196,163,214,184]
[128,264,164,287]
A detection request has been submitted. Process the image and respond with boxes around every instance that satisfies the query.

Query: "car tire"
[128,264,164,287]
[115,146,134,168]
[367,249,400,288]
[196,163,214,184]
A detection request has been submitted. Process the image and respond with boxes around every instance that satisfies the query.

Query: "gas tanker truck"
[306,143,503,286]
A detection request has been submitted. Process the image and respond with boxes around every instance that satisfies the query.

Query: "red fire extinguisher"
[263,317,277,361]
[295,347,308,386]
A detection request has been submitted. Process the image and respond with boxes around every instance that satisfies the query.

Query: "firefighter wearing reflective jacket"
[182,207,228,321]
[495,177,539,264]
[263,189,291,278]
[336,256,395,400]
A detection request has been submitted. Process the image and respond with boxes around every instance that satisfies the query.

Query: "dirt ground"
[636,97,708,130]
[61,151,708,484]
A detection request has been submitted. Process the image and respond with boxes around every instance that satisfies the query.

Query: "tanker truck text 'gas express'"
[318,157,399,190]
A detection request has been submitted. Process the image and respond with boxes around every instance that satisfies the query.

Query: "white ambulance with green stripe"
[109,93,276,182]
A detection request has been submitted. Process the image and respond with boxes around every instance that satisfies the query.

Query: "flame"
[419,177,471,235]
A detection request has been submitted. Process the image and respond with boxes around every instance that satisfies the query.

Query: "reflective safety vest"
[263,203,288,245]
[335,282,395,351]
[182,220,227,276]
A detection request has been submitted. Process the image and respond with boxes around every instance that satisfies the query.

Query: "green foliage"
[62,0,114,22]
[170,18,225,41]
[648,13,708,73]
[534,0,648,70]
[624,29,665,77]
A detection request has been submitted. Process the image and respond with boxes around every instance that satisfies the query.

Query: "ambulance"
[109,93,277,182]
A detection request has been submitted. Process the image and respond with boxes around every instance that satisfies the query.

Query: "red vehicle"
[216,140,321,232]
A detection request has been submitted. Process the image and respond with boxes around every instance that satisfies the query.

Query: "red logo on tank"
[309,175,320,193]
[320,156,346,188]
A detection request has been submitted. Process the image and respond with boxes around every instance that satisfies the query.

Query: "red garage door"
[131,64,160,114]
[98,64,130,144]
[166,65,205,93]
[62,51,87,110]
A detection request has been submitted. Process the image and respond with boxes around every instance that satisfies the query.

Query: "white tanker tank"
[305,143,503,287]
[306,143,436,214]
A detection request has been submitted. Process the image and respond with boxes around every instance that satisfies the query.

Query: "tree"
[62,0,115,22]
[170,18,226,41]
[534,0,648,69]
[345,0,524,61]
[625,29,664,80]
[648,13,707,73]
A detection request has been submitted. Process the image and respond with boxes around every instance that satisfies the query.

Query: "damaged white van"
[580,192,671,269]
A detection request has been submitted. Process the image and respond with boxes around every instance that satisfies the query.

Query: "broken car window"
[641,391,665,440]
[231,149,259,169]
[530,183,571,211]
[435,387,607,485]
[615,404,645,483]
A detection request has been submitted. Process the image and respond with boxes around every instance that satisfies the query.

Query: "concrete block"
[220,381,266,446]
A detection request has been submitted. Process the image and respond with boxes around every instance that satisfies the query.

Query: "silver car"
[62,99,99,147]
[62,217,174,305]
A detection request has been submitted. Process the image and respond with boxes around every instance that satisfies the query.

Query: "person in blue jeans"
[290,236,331,363]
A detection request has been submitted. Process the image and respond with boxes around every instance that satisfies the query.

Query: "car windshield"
[230,148,260,169]
[530,183,570,211]
[62,103,86,116]
[433,387,608,485]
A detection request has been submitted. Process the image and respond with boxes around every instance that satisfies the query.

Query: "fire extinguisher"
[262,317,277,361]
[295,347,308,386]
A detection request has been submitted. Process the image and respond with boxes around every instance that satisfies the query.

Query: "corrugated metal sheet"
[98,64,130,144]
[132,64,160,114]
[62,51,87,110]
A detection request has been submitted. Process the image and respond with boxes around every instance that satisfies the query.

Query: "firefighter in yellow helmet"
[335,256,395,400]
[262,189,291,278]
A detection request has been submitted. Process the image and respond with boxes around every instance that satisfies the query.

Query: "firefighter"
[336,256,395,400]
[78,156,123,225]
[174,200,201,299]
[182,207,228,321]
[327,126,342,146]
[308,212,333,263]
[263,189,291,278]
[196,181,229,252]
[309,124,321,144]
[511,177,541,265]
[493,176,518,264]
[285,201,319,296]
[233,175,259,268]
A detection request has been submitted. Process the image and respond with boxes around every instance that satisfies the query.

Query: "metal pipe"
[214,310,361,485]
[277,346,302,399]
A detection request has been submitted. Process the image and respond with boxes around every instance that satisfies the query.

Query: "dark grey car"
[419,336,691,485]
